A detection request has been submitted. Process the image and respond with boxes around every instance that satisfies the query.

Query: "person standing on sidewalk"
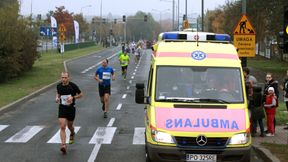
[263,73,279,133]
[264,87,277,136]
[94,59,115,118]
[56,72,83,154]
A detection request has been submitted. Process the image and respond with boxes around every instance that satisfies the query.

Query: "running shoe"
[60,144,67,154]
[104,112,108,118]
[69,132,75,144]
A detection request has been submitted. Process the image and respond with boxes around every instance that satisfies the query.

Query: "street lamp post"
[160,0,175,30]
[152,9,170,32]
[81,5,92,15]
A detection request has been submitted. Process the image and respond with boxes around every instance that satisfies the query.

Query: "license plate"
[186,154,217,162]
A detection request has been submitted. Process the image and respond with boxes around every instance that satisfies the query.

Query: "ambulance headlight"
[151,130,175,144]
[229,133,249,145]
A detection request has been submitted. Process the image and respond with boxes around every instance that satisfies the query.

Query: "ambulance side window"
[147,66,153,97]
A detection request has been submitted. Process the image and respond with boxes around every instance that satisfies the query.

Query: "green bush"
[0,3,38,82]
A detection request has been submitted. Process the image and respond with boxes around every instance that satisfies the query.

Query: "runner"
[55,72,83,154]
[94,59,115,118]
[119,49,130,80]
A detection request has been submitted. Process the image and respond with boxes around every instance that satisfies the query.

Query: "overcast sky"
[20,0,227,19]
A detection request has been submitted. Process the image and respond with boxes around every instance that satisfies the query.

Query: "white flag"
[74,20,79,43]
[50,16,58,48]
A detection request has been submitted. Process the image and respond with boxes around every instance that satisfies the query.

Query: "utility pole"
[241,0,247,67]
[201,0,204,31]
[172,0,175,30]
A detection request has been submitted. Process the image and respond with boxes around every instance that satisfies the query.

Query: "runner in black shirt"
[56,72,83,154]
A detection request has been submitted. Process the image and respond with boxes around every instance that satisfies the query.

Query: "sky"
[20,0,227,20]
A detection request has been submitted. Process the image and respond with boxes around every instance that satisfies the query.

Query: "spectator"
[280,70,288,129]
[264,87,277,136]
[263,73,279,133]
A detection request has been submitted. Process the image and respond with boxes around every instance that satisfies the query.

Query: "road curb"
[253,145,281,162]
[0,48,109,113]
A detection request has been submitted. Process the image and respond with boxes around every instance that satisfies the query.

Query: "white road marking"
[127,86,130,90]
[0,125,9,132]
[129,80,132,84]
[134,69,137,72]
[131,76,134,79]
[5,126,44,143]
[47,126,80,143]
[81,52,118,74]
[89,127,116,144]
[133,127,145,145]
[87,143,101,162]
[133,72,136,75]
[107,118,115,127]
[122,94,127,99]
[116,103,122,110]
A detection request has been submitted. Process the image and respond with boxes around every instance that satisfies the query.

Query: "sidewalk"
[252,125,287,162]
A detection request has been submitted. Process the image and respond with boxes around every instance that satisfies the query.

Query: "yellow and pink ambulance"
[136,31,252,162]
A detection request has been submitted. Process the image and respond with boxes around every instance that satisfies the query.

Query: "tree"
[0,2,38,82]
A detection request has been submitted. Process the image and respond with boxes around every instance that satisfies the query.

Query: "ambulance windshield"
[155,66,244,103]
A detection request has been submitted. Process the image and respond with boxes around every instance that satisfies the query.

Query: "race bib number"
[60,95,72,105]
[103,72,111,79]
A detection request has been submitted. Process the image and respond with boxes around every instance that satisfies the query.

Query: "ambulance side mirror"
[253,86,262,107]
[135,83,146,104]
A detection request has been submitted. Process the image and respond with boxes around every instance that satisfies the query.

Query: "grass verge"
[0,46,102,108]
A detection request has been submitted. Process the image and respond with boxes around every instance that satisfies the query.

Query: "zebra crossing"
[0,124,145,145]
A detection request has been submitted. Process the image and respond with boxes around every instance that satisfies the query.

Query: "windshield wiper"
[157,97,200,103]
[199,98,230,104]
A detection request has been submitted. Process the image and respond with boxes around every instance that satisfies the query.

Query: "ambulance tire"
[145,134,153,162]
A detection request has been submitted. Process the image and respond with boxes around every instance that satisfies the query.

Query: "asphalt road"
[0,47,264,162]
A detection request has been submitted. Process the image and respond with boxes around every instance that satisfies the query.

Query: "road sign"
[233,14,256,57]
[183,20,189,29]
[40,27,57,36]
[59,33,65,42]
[233,14,255,35]
[59,24,66,33]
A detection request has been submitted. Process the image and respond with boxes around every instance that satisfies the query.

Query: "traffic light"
[123,15,126,22]
[284,5,288,53]
[114,19,117,24]
[183,14,186,21]
[144,15,148,22]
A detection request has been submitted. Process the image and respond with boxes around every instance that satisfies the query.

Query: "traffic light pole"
[241,0,247,67]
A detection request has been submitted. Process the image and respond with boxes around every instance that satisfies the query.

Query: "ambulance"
[135,31,253,162]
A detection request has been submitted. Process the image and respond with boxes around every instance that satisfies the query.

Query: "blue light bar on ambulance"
[161,32,231,42]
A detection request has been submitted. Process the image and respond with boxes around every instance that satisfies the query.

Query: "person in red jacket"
[264,87,277,136]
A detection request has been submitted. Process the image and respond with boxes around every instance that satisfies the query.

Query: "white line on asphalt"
[107,118,115,127]
[87,127,117,162]
[47,126,80,143]
[129,80,132,84]
[87,143,101,162]
[89,127,116,144]
[122,94,127,99]
[0,125,9,132]
[127,86,130,90]
[133,127,145,145]
[131,76,134,79]
[116,103,122,110]
[133,72,136,75]
[134,69,137,72]
[5,126,44,143]
[81,52,118,74]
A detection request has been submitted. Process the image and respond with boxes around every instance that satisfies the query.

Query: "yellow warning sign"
[59,24,66,33]
[233,14,255,35]
[234,35,256,57]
